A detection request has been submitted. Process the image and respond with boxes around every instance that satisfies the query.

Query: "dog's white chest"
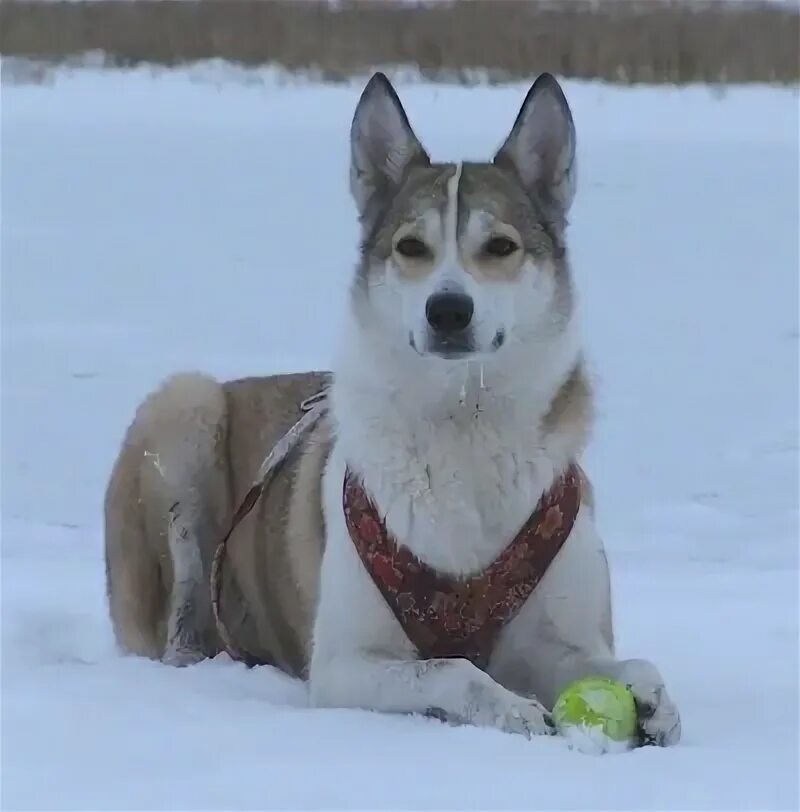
[345,409,549,577]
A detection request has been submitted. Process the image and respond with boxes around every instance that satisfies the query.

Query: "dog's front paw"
[634,683,681,747]
[616,659,681,747]
[497,698,556,739]
[434,681,556,739]
[469,684,555,739]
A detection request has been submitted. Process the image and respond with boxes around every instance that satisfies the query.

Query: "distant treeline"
[1,0,798,85]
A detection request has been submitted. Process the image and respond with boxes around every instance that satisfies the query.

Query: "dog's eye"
[483,236,519,258]
[395,237,430,259]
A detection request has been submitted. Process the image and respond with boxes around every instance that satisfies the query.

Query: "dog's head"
[350,73,577,362]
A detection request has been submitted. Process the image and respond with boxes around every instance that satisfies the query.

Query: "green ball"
[553,676,637,748]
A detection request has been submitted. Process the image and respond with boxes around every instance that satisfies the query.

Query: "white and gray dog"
[105,72,681,751]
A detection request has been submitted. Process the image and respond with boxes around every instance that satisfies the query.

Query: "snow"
[2,65,798,810]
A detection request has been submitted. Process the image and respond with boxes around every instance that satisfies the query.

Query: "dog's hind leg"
[161,498,210,667]
[138,373,232,667]
[106,372,231,666]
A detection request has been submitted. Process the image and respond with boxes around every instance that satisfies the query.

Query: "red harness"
[343,464,582,669]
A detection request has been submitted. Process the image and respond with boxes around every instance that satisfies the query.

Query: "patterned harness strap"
[343,464,582,669]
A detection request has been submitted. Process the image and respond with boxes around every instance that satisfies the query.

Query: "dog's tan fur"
[104,371,331,673]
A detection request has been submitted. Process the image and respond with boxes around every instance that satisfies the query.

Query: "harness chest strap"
[343,465,582,669]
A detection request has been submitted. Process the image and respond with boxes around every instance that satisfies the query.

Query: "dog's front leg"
[312,452,554,738]
[310,654,554,738]
[309,469,552,735]
[309,544,555,737]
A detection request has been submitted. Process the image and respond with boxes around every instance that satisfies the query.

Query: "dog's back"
[104,370,329,671]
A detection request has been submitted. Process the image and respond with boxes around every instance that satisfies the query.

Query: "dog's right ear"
[350,73,429,217]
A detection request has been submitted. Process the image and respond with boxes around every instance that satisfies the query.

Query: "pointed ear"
[350,72,429,217]
[493,73,577,212]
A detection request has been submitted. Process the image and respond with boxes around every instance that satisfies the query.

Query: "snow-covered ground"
[2,66,798,810]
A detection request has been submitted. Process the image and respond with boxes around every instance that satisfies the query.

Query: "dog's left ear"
[494,73,576,212]
[350,72,430,218]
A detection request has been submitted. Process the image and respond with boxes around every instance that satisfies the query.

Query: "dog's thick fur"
[105,73,681,748]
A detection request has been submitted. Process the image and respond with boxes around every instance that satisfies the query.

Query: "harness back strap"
[210,391,328,666]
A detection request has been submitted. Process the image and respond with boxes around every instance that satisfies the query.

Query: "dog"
[104,72,681,749]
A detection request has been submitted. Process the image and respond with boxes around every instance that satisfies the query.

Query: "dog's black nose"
[425,292,474,333]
